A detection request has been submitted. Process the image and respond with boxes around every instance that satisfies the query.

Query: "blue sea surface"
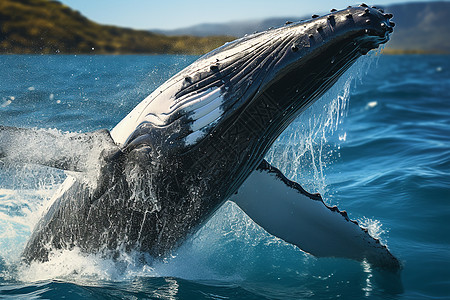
[0,54,449,299]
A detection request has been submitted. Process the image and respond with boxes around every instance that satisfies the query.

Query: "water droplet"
[366,101,378,109]
[1,100,12,107]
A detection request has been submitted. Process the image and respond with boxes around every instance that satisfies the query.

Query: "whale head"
[112,6,394,157]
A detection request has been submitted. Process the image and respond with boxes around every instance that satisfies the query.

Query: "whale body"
[0,6,399,269]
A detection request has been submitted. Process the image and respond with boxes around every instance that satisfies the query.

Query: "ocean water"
[0,54,449,299]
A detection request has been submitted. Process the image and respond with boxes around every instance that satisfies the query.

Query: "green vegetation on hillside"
[0,0,234,55]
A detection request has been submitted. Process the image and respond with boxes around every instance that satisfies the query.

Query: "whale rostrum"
[0,6,399,270]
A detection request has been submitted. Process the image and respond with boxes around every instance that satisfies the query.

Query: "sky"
[59,0,439,30]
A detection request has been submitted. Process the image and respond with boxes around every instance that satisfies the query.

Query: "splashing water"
[265,67,352,198]
[265,53,381,201]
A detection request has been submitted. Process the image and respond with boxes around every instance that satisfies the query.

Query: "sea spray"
[0,180,60,281]
[0,128,117,280]
[265,55,379,200]
[264,74,351,198]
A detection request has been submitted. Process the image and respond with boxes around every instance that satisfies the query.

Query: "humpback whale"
[0,6,399,269]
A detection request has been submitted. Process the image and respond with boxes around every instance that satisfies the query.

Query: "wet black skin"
[22,6,394,262]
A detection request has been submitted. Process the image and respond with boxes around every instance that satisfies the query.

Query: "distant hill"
[2,0,448,55]
[152,17,304,38]
[381,1,450,53]
[155,1,450,54]
[0,0,232,55]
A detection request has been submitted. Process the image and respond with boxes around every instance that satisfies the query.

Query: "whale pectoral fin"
[0,126,118,172]
[230,160,401,270]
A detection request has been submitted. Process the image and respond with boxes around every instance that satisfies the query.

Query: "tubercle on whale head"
[276,5,394,68]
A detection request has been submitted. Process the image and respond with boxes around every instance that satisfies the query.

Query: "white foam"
[17,247,124,282]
